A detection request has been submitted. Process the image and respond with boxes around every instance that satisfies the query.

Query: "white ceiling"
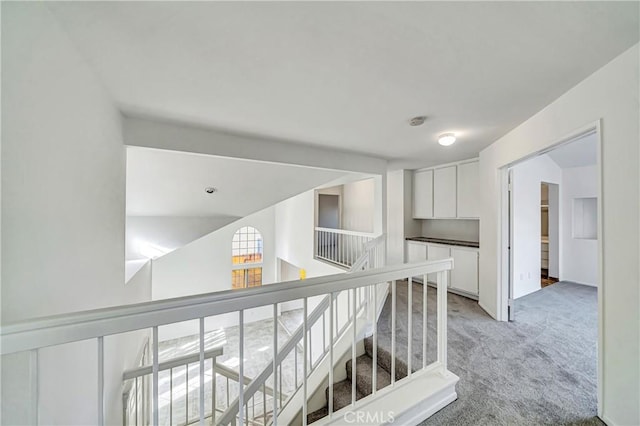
[48,2,638,167]
[126,147,351,217]
[547,132,598,169]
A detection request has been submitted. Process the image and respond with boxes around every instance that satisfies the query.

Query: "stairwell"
[307,280,439,423]
[307,335,410,423]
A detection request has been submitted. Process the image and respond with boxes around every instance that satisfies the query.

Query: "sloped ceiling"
[126,147,354,217]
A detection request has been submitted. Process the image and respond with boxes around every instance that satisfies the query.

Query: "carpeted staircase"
[307,280,439,423]
[306,335,411,423]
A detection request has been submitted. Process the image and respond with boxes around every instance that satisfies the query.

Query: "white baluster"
[391,280,396,385]
[329,294,334,418]
[152,327,159,426]
[303,298,308,426]
[135,377,139,426]
[423,274,428,369]
[437,271,448,370]
[351,287,357,406]
[199,318,205,425]
[239,310,245,426]
[272,304,278,426]
[212,361,216,424]
[98,337,104,426]
[185,363,189,425]
[407,278,412,377]
[372,284,377,395]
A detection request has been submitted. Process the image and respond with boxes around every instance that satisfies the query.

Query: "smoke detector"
[204,187,217,194]
[409,116,427,126]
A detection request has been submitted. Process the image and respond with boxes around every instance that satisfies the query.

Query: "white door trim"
[497,119,603,416]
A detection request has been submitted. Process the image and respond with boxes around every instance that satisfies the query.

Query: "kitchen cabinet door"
[450,248,479,295]
[427,244,451,285]
[413,170,434,218]
[433,166,457,218]
[457,161,480,218]
[406,241,428,263]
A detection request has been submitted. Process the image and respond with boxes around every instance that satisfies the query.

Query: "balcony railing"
[314,227,378,268]
[1,256,454,425]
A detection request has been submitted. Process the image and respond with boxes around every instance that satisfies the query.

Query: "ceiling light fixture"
[438,133,456,146]
[409,116,427,126]
[205,187,217,194]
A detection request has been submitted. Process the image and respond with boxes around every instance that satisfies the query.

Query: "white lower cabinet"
[450,248,479,295]
[406,241,428,262]
[427,244,451,285]
[405,240,479,299]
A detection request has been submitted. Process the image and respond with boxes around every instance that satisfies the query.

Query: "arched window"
[231,226,263,289]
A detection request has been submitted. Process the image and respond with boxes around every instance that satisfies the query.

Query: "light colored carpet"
[310,281,600,425]
[419,281,601,426]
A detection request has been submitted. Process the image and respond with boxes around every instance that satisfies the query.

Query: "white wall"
[386,170,421,265]
[342,178,375,233]
[0,3,148,425]
[479,44,639,424]
[151,207,276,340]
[276,190,344,279]
[561,165,598,286]
[126,215,238,260]
[152,207,275,300]
[511,154,561,298]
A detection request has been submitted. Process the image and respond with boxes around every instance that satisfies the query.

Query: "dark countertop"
[406,236,480,248]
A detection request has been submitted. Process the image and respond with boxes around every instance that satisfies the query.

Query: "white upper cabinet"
[412,158,480,219]
[457,161,480,218]
[413,169,434,219]
[433,166,457,218]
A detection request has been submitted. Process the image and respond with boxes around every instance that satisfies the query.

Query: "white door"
[413,170,434,218]
[450,248,479,295]
[433,166,457,218]
[457,161,480,218]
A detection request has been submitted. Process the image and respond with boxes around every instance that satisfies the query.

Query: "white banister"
[314,227,379,269]
[314,227,376,238]
[1,263,449,356]
[1,257,454,426]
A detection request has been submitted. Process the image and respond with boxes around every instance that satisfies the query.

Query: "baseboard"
[316,364,459,426]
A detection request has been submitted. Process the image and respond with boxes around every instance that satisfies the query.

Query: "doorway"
[317,194,340,229]
[541,182,559,287]
[505,129,600,318]
[501,124,602,414]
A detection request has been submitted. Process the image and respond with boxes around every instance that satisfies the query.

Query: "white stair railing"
[217,236,384,425]
[123,345,285,426]
[314,227,377,268]
[0,255,453,426]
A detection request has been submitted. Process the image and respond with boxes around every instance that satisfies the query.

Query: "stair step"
[325,379,365,412]
[307,406,328,424]
[345,354,392,396]
[364,336,409,381]
[307,379,364,424]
